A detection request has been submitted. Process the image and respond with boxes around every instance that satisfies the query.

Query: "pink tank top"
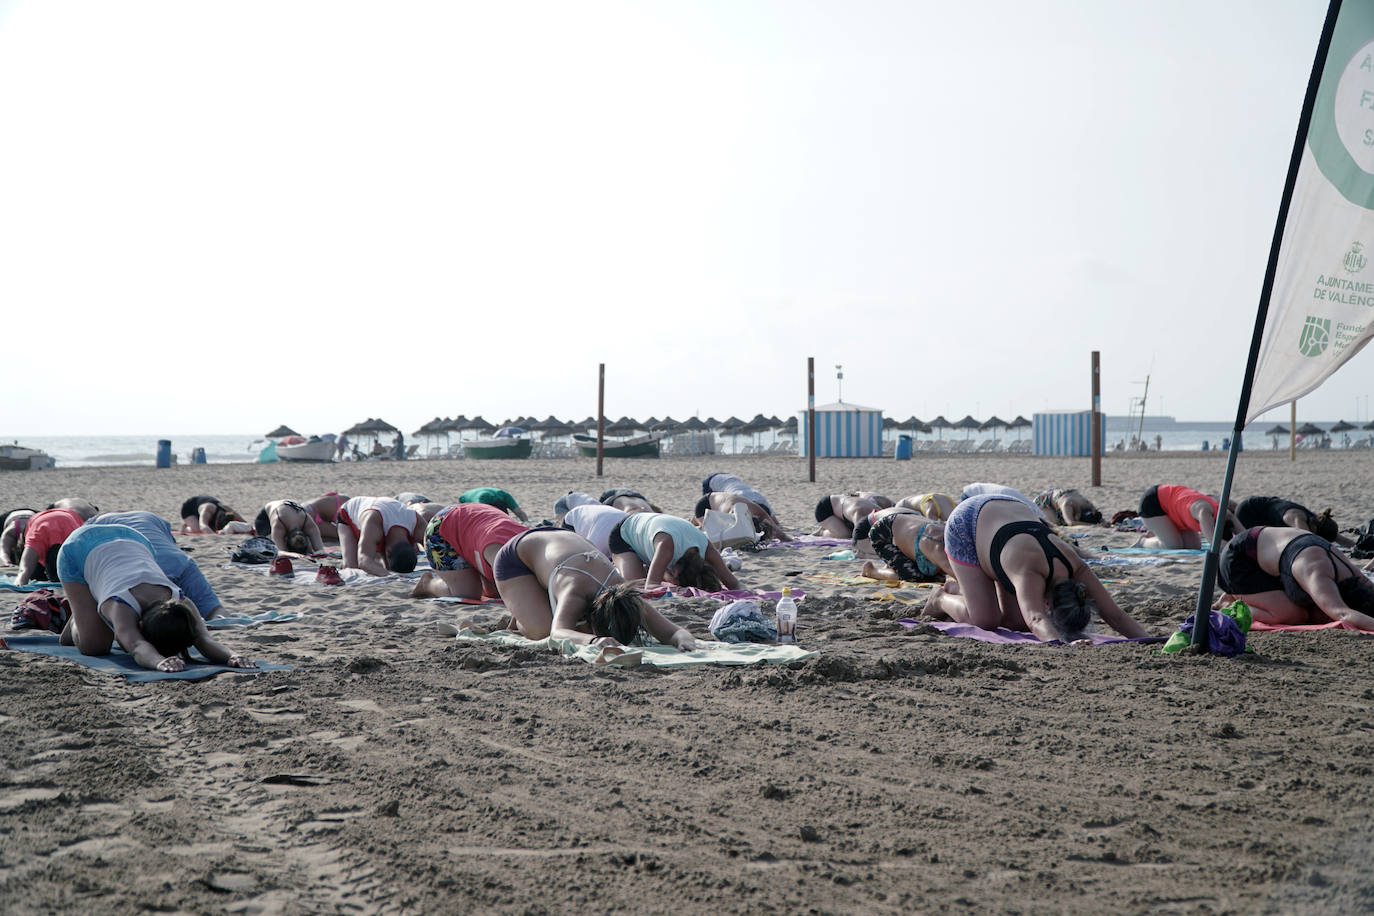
[438,503,527,581]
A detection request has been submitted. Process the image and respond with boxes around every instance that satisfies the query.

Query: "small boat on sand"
[464,436,533,460]
[276,435,336,463]
[573,432,663,459]
[0,443,56,471]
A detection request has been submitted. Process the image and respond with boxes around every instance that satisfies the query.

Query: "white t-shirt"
[563,505,629,558]
[85,539,180,625]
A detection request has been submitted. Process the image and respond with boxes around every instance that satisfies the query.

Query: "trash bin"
[894,434,913,461]
[156,440,172,468]
[191,447,207,464]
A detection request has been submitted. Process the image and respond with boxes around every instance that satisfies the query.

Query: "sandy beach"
[2,450,1373,913]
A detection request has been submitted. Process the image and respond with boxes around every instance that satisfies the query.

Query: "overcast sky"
[2,0,1357,436]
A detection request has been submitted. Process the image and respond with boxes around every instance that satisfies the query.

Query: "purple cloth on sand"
[1176,611,1246,656]
[899,619,1164,646]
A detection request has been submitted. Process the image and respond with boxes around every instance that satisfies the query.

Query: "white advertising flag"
[1248,2,1374,423]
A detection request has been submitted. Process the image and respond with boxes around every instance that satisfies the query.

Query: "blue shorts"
[57,524,154,584]
[492,530,537,582]
[944,494,1022,569]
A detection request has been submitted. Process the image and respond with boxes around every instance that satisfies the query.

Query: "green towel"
[455,629,816,666]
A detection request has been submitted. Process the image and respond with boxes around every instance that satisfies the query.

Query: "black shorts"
[607,519,633,556]
[180,495,219,519]
[1218,530,1282,596]
[693,495,711,519]
[814,495,835,523]
[1138,486,1164,519]
[254,507,270,537]
[1278,533,1340,609]
[1237,496,1311,530]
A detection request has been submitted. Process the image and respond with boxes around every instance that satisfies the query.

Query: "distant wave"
[84,453,156,462]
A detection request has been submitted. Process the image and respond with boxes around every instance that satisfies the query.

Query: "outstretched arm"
[640,602,696,651]
[189,609,257,667]
[1081,571,1149,638]
[15,546,40,586]
[705,545,740,590]
[0,528,20,566]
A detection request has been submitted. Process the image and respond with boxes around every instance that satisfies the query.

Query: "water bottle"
[775,587,797,644]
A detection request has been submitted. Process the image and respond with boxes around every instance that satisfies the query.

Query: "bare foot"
[410,571,439,599]
[860,560,898,582]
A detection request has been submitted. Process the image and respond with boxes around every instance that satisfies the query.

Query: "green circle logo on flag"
[1299,315,1331,357]
[1310,5,1374,208]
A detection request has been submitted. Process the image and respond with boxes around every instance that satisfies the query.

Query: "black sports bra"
[988,521,1074,592]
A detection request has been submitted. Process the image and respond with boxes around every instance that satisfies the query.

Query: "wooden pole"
[807,357,817,482]
[1290,399,1297,462]
[1091,350,1102,487]
[596,364,605,477]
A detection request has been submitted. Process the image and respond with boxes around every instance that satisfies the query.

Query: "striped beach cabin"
[1033,410,1104,456]
[799,402,883,458]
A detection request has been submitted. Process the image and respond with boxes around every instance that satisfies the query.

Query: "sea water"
[0,435,263,468]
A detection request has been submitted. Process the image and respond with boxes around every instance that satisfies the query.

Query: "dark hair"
[142,598,198,658]
[1313,509,1339,542]
[851,518,872,544]
[1337,574,1374,614]
[586,582,645,645]
[674,547,721,591]
[1046,578,1094,641]
[285,529,311,555]
[1080,507,1103,525]
[388,542,417,574]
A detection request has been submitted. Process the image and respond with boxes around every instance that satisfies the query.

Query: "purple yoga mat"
[899,618,1164,646]
[669,587,806,601]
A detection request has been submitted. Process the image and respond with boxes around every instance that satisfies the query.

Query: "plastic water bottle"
[775,587,797,644]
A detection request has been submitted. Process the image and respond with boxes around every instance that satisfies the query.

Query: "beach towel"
[0,575,56,591]
[1084,555,1195,567]
[2,634,293,681]
[205,610,302,629]
[455,629,815,666]
[224,562,426,584]
[899,618,1165,646]
[772,535,853,549]
[1249,620,1373,633]
[662,586,806,602]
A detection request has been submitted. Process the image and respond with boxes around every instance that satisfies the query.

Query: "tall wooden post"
[596,364,605,477]
[1290,400,1297,462]
[1091,351,1102,486]
[807,357,816,483]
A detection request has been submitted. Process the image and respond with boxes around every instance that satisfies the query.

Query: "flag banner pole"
[1193,0,1346,650]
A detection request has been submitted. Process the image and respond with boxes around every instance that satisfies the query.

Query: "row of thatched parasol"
[1262,419,1374,437]
[267,413,1041,442]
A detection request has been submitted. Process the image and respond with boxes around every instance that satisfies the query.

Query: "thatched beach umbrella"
[605,416,640,435]
[1264,424,1290,436]
[929,415,952,439]
[651,416,681,432]
[1297,422,1325,436]
[266,424,299,438]
[1364,420,1374,431]
[979,415,1008,432]
[1330,419,1357,432]
[1010,415,1033,440]
[953,415,981,439]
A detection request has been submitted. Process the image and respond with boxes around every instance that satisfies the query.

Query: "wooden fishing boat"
[463,436,533,460]
[0,444,56,471]
[276,435,336,463]
[572,432,663,459]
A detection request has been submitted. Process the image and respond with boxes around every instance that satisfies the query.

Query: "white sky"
[1,0,1360,436]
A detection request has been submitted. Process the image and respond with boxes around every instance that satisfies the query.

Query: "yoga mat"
[455,629,815,666]
[899,618,1165,646]
[205,610,302,629]
[0,575,57,591]
[1084,556,1193,568]
[1105,548,1206,556]
[2,634,293,681]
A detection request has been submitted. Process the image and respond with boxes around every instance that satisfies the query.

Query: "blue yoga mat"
[0,575,57,591]
[205,610,301,628]
[3,633,293,682]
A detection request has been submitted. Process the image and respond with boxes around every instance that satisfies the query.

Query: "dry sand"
[2,451,1373,913]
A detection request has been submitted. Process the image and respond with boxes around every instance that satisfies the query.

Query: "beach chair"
[405,444,420,459]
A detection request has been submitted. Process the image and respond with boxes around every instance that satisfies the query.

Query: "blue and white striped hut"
[1033,410,1104,456]
[799,402,883,458]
